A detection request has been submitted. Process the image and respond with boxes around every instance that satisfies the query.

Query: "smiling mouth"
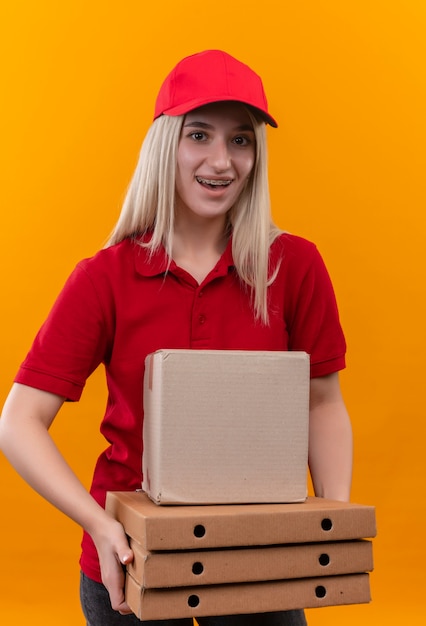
[196,176,232,188]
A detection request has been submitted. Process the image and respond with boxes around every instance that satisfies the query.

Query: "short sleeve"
[281,237,346,378]
[15,262,112,401]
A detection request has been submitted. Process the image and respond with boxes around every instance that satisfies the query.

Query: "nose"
[208,137,231,172]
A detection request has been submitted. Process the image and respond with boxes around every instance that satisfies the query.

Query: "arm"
[308,372,353,502]
[0,383,133,614]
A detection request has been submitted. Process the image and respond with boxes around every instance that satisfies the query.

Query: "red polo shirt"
[15,233,346,581]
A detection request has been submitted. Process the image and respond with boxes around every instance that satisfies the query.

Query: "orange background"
[1,1,425,624]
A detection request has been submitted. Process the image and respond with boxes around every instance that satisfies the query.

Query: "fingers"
[112,546,135,613]
[102,550,134,614]
[91,516,135,615]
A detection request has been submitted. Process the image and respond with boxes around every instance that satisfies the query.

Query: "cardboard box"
[142,349,310,504]
[125,573,371,620]
[106,491,377,550]
[128,538,374,587]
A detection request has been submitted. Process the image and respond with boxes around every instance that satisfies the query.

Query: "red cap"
[154,50,278,128]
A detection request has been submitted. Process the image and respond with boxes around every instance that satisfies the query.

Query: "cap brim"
[160,96,278,128]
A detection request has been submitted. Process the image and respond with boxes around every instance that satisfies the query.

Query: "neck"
[171,215,229,284]
[172,211,229,256]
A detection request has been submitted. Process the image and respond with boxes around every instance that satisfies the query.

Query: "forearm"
[0,385,107,533]
[308,374,353,502]
[308,402,353,501]
[1,416,107,533]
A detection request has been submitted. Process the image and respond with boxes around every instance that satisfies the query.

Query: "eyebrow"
[183,121,254,132]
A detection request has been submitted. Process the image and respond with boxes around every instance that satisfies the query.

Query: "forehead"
[184,101,254,128]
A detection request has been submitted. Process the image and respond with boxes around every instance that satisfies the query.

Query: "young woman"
[0,50,352,626]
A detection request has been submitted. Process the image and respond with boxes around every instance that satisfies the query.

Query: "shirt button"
[198,314,206,325]
[198,291,204,298]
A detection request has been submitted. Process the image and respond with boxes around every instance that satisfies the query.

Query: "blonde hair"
[107,109,281,323]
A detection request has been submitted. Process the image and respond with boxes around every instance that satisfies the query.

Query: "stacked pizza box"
[106,491,376,620]
[105,349,376,620]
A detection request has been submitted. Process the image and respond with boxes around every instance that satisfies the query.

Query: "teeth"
[196,176,232,187]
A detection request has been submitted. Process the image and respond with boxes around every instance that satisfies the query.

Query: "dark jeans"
[80,573,307,626]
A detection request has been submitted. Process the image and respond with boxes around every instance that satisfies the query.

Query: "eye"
[232,135,252,146]
[189,131,207,141]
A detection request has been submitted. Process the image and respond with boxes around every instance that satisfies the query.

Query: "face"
[175,102,256,226]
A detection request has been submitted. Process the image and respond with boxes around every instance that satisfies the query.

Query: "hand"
[91,516,135,614]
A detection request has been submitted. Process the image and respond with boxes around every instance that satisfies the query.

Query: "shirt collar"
[133,234,235,278]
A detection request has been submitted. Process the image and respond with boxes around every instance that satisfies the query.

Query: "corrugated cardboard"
[106,491,377,550]
[128,538,374,587]
[142,349,310,504]
[125,573,371,620]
